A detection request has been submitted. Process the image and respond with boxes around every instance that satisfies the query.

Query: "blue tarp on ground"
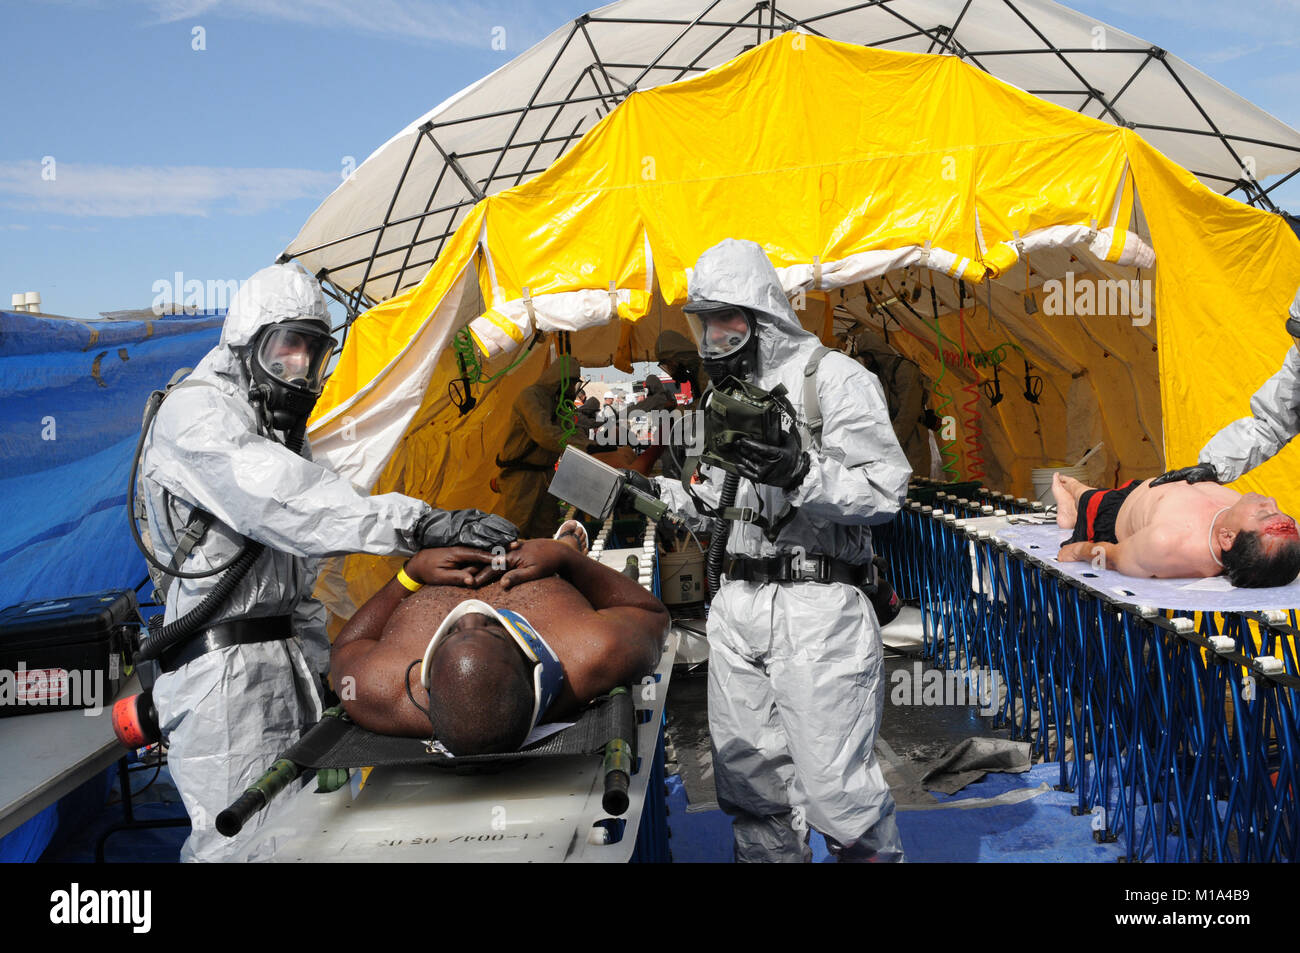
[0,308,223,862]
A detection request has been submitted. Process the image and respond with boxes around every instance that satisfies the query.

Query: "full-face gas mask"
[248,319,335,432]
[683,300,759,383]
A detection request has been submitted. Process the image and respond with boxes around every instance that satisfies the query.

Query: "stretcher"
[231,523,677,863]
[876,490,1300,862]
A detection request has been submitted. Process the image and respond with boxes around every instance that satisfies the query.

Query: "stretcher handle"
[214,707,352,837]
[600,687,636,815]
[216,757,302,837]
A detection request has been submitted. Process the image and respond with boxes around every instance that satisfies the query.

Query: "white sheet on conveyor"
[994,523,1300,612]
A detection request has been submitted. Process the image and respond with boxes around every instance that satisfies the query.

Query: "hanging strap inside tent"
[555,332,578,450]
[926,272,959,479]
[956,279,986,481]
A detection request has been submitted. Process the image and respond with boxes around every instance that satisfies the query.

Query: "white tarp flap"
[285,0,1300,305]
[312,263,474,487]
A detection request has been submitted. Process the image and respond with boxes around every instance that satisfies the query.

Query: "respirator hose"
[705,473,740,596]
[135,423,305,664]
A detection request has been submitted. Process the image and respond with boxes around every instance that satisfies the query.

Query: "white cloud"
[0,161,338,217]
[1203,38,1300,64]
[136,0,550,49]
[0,224,31,231]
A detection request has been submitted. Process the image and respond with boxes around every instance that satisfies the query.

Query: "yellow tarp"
[309,33,1300,617]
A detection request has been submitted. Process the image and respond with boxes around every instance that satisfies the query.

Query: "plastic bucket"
[658,548,706,607]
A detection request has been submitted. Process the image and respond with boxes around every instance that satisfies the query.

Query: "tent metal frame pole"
[286,195,476,262]
[422,125,487,202]
[785,0,880,29]
[393,158,452,297]
[576,21,627,112]
[626,0,733,91]
[288,0,1300,308]
[669,4,767,84]
[838,1,989,69]
[999,0,1126,126]
[937,0,974,56]
[1106,49,1158,114]
[967,47,1159,55]
[1152,53,1278,211]
[483,21,585,191]
[1126,122,1300,153]
[457,126,599,161]
[1262,165,1300,198]
[586,15,769,29]
[426,90,633,130]
[511,51,620,189]
[351,122,426,311]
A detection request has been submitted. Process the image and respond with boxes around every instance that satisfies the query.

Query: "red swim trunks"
[1067,480,1142,545]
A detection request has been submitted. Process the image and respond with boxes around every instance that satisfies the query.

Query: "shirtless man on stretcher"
[1051,472,1300,587]
[331,524,668,754]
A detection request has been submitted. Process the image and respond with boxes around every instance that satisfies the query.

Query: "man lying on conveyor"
[330,523,669,755]
[1051,472,1300,587]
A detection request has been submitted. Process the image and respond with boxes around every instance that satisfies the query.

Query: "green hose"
[452,326,535,386]
[556,350,578,450]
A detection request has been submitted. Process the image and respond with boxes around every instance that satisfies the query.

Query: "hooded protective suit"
[1198,346,1300,482]
[656,239,911,862]
[141,264,433,862]
[497,354,580,539]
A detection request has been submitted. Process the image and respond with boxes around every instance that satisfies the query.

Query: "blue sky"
[1,0,1297,321]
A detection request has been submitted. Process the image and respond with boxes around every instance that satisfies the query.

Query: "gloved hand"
[414,508,519,550]
[731,433,809,490]
[620,469,658,498]
[1150,463,1220,487]
[1287,284,1300,338]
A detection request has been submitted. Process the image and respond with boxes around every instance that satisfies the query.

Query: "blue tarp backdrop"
[0,307,223,861]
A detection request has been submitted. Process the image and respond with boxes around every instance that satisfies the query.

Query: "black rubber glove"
[1150,463,1220,488]
[414,508,519,550]
[621,469,658,498]
[731,433,810,490]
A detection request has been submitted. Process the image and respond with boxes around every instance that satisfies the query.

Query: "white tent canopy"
[282,0,1300,313]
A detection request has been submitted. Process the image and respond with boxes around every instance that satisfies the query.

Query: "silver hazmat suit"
[1199,345,1300,483]
[141,264,431,862]
[656,239,912,862]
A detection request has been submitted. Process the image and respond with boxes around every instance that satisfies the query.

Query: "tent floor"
[664,652,1129,863]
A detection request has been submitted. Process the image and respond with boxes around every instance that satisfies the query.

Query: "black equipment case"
[0,589,137,717]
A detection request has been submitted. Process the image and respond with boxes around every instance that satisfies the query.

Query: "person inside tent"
[647,330,708,480]
[850,328,937,477]
[1052,472,1300,586]
[496,355,588,539]
[655,329,705,405]
[330,526,668,753]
